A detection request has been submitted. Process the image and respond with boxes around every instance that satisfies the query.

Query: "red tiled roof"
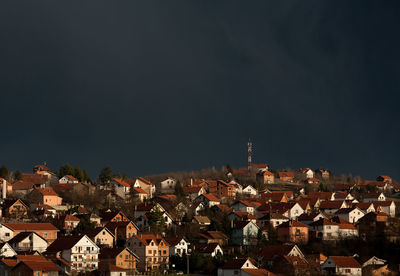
[222,258,255,269]
[12,181,35,190]
[202,193,220,202]
[3,223,59,231]
[133,186,147,194]
[329,256,361,268]
[232,169,250,175]
[212,204,232,213]
[64,214,80,222]
[113,178,130,187]
[183,186,202,194]
[137,177,154,186]
[36,188,59,196]
[310,218,338,227]
[63,175,78,181]
[277,220,308,228]
[15,260,61,272]
[242,269,275,276]
[259,244,298,260]
[33,165,50,172]
[319,201,345,209]
[278,171,294,178]
[21,174,47,185]
[263,171,274,176]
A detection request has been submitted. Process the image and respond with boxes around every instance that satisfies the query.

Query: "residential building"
[231,221,259,246]
[8,232,48,253]
[99,247,138,271]
[321,256,361,276]
[277,220,309,243]
[0,223,59,243]
[164,236,190,257]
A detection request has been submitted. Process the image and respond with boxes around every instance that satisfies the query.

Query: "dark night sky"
[0,1,399,180]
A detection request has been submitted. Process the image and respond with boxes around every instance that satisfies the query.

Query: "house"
[228,212,257,224]
[258,244,304,267]
[278,171,295,182]
[273,255,312,275]
[8,232,48,253]
[277,220,309,243]
[54,214,80,231]
[334,207,365,223]
[10,257,61,276]
[99,247,138,271]
[195,193,220,208]
[216,180,236,198]
[105,221,138,240]
[0,199,29,219]
[133,177,155,198]
[131,186,148,202]
[198,231,229,246]
[316,169,330,179]
[59,175,79,184]
[112,178,131,199]
[127,234,169,272]
[232,201,255,215]
[298,168,314,179]
[21,173,48,187]
[217,257,258,276]
[321,256,361,276]
[231,221,259,246]
[99,210,130,226]
[258,213,289,228]
[331,217,359,239]
[373,201,396,217]
[0,242,16,257]
[211,204,232,214]
[355,202,376,214]
[164,236,190,257]
[363,192,386,203]
[195,243,223,257]
[183,186,206,201]
[192,216,211,227]
[297,212,327,225]
[0,223,59,243]
[309,218,339,241]
[46,235,100,273]
[319,200,348,215]
[261,192,288,203]
[11,181,36,195]
[158,177,177,194]
[242,185,258,197]
[84,227,115,248]
[257,170,274,184]
[308,192,335,201]
[304,178,320,185]
[333,191,354,201]
[376,175,392,184]
[27,187,63,207]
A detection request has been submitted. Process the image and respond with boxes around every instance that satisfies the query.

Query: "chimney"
[190,178,193,186]
[2,179,6,199]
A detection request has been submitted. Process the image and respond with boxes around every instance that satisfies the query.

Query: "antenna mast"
[247,139,252,170]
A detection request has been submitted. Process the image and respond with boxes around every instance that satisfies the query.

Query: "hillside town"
[0,162,398,276]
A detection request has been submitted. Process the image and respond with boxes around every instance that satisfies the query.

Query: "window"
[5,233,9,237]
[163,250,166,254]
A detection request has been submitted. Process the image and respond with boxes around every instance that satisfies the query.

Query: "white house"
[197,243,223,257]
[321,256,361,276]
[231,221,259,246]
[0,242,16,257]
[334,207,365,223]
[242,185,257,197]
[8,232,48,253]
[373,201,396,217]
[159,177,177,194]
[287,202,304,219]
[299,168,314,179]
[338,223,358,239]
[195,193,220,208]
[309,218,339,241]
[363,192,386,203]
[184,186,206,201]
[46,235,100,273]
[217,257,258,276]
[134,177,156,198]
[59,175,79,184]
[112,178,131,199]
[258,213,289,228]
[231,201,255,215]
[164,237,190,257]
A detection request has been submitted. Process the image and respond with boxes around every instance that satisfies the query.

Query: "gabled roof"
[183,186,203,194]
[84,226,115,239]
[21,174,47,185]
[3,223,58,232]
[201,193,220,202]
[113,178,130,187]
[196,242,220,253]
[364,192,383,199]
[132,186,147,194]
[222,257,255,269]
[33,164,50,172]
[1,199,29,210]
[12,259,61,272]
[212,204,232,213]
[329,256,361,268]
[35,188,59,196]
[105,220,139,231]
[308,192,333,200]
[8,232,47,245]
[319,200,345,209]
[278,171,294,178]
[297,212,324,221]
[164,236,188,247]
[134,234,168,246]
[373,201,394,207]
[242,269,275,276]
[233,220,258,229]
[277,220,308,228]
[259,244,300,261]
[136,177,154,186]
[46,235,95,252]
[99,247,138,260]
[62,175,78,181]
[12,181,35,190]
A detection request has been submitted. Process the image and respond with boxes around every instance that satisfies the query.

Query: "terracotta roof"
[99,247,137,260]
[134,234,167,246]
[232,169,250,175]
[137,177,154,186]
[21,174,47,185]
[319,200,345,209]
[196,242,220,254]
[8,232,47,245]
[14,259,61,272]
[334,208,359,215]
[113,178,130,187]
[46,236,85,251]
[63,175,78,181]
[164,236,187,247]
[297,212,323,221]
[12,180,35,190]
[36,188,59,196]
[308,192,333,200]
[334,192,349,199]
[212,204,232,213]
[64,214,80,222]
[373,201,394,207]
[355,202,374,210]
[201,193,220,202]
[3,223,59,232]
[278,171,294,178]
[0,259,18,268]
[329,256,361,268]
[34,165,50,172]
[242,269,275,276]
[183,186,203,194]
[364,192,382,199]
[133,186,147,194]
[263,171,274,176]
[105,221,138,231]
[84,227,115,239]
[259,213,288,220]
